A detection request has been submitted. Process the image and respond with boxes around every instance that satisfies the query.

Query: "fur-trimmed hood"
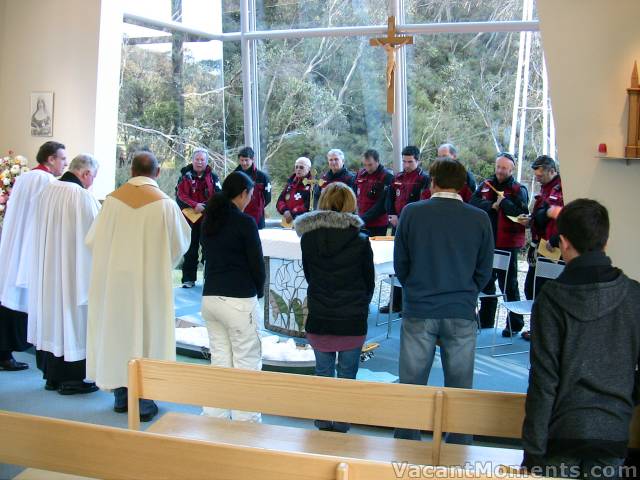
[294,210,365,257]
[294,210,363,236]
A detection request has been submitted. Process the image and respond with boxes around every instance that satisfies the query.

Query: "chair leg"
[386,284,395,339]
[486,303,515,351]
[375,283,383,326]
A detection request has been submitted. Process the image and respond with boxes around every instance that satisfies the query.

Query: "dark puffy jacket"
[294,210,375,336]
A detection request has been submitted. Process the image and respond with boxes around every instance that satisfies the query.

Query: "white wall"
[538,0,640,279]
[0,0,121,198]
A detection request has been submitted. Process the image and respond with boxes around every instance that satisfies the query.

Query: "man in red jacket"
[420,143,476,202]
[519,155,563,341]
[175,149,221,288]
[470,152,529,335]
[233,147,271,229]
[383,145,430,314]
[355,149,393,236]
[276,156,313,224]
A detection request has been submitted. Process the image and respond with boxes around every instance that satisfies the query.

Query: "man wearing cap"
[314,149,356,208]
[355,149,394,236]
[234,146,271,229]
[276,157,313,224]
[383,145,430,314]
[518,155,563,341]
[470,152,529,336]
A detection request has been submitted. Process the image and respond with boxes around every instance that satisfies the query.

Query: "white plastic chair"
[476,249,512,349]
[492,256,565,357]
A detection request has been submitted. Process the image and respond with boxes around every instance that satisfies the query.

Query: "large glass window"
[119,0,551,201]
[118,22,234,194]
[256,36,392,218]
[407,29,547,188]
[255,0,390,31]
[407,0,537,23]
[125,0,223,30]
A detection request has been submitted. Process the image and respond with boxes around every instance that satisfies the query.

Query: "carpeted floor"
[0,282,531,479]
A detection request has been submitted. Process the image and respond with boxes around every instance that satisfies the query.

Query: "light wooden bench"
[127,358,530,468]
[0,410,547,480]
[127,358,640,469]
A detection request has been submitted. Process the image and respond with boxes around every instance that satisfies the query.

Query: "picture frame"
[30,91,54,137]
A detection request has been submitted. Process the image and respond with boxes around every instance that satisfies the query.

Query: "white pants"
[201,295,262,422]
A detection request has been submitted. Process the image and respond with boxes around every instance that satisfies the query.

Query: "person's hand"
[527,244,537,266]
[388,215,398,227]
[547,205,562,219]
[194,203,205,214]
[545,241,556,252]
[516,214,530,226]
[283,211,293,223]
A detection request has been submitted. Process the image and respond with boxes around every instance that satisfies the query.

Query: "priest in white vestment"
[27,154,101,394]
[0,141,68,372]
[85,151,190,421]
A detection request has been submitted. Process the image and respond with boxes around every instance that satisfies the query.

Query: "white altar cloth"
[259,228,394,274]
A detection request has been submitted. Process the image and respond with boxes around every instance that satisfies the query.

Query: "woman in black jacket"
[200,171,265,422]
[294,182,375,432]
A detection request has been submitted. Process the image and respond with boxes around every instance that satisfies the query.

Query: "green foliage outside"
[117,0,548,218]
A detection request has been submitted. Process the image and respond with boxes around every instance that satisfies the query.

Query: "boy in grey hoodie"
[522,199,640,479]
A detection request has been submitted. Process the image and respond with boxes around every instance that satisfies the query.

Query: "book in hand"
[370,236,394,241]
[281,217,294,229]
[182,207,203,223]
[538,238,562,262]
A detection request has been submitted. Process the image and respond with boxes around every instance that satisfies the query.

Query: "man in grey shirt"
[393,158,493,442]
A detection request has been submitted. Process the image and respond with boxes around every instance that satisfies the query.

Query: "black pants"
[478,247,524,331]
[0,304,29,360]
[36,350,86,384]
[387,225,402,309]
[181,221,202,283]
[366,226,388,237]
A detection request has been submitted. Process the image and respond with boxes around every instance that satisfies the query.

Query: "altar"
[259,228,394,337]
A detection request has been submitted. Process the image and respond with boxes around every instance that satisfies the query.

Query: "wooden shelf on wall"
[596,155,640,165]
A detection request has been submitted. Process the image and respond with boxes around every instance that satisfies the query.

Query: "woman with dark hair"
[294,182,375,433]
[200,171,265,422]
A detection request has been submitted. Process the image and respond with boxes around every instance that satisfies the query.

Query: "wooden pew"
[0,410,545,480]
[127,358,640,468]
[127,358,527,468]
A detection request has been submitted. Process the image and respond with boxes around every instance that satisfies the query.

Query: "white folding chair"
[492,256,565,357]
[476,249,512,349]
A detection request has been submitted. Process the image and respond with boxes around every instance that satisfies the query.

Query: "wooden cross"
[302,168,325,210]
[369,16,414,114]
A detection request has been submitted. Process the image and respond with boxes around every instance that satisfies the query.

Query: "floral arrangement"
[0,151,29,226]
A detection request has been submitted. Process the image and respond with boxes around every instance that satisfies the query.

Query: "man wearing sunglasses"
[471,152,529,337]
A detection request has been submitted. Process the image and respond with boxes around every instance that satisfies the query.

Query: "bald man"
[470,152,529,336]
[85,151,190,421]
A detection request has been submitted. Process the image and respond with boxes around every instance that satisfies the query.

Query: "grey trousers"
[394,316,477,443]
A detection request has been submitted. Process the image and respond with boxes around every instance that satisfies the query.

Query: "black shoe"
[480,323,495,329]
[501,329,520,338]
[182,281,195,288]
[45,381,59,391]
[521,331,531,341]
[379,304,402,314]
[140,404,159,422]
[114,405,128,413]
[57,382,99,395]
[0,358,28,371]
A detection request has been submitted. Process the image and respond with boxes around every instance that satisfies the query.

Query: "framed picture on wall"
[30,91,54,137]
